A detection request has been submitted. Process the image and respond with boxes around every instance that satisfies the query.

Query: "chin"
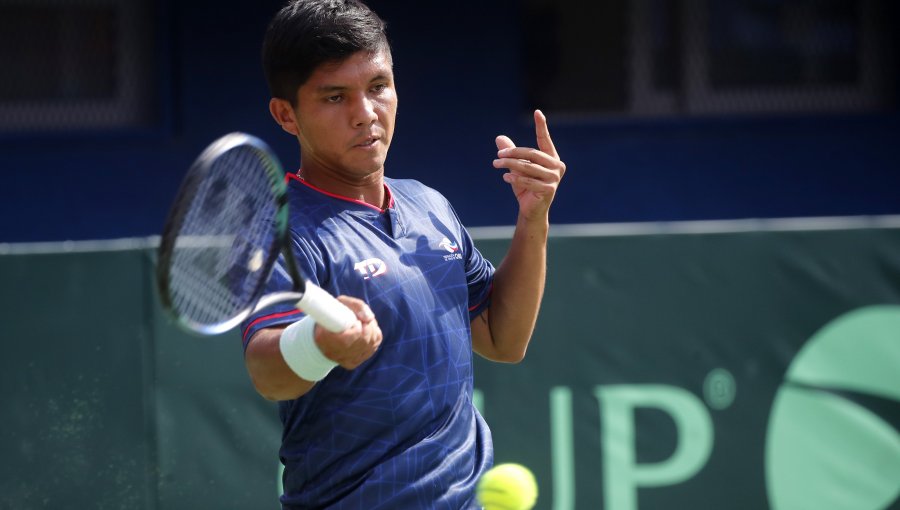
[356,157,386,174]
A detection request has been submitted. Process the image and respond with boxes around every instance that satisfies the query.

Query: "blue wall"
[1,0,898,242]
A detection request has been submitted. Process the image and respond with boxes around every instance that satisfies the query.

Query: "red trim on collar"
[285,172,394,212]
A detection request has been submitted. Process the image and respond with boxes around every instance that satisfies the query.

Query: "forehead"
[307,49,393,86]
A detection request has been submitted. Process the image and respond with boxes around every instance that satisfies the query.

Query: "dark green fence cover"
[2,226,898,509]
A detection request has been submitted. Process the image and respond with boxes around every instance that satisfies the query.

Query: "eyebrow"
[315,85,347,94]
[315,74,392,93]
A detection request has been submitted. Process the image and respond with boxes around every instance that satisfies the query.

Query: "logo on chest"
[353,258,388,280]
[353,236,461,281]
[439,237,463,261]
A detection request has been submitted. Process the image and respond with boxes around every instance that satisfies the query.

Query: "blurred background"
[1,1,898,510]
[0,0,897,242]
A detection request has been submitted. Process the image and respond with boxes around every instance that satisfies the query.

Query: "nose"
[352,95,378,128]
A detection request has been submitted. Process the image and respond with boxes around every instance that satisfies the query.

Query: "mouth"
[353,135,381,149]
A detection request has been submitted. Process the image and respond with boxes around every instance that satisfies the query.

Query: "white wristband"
[279,316,338,382]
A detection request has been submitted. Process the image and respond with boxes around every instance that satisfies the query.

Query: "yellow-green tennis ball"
[476,463,538,510]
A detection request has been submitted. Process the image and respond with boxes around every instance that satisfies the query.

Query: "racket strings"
[168,145,279,326]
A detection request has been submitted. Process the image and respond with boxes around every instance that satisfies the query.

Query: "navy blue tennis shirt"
[241,174,495,509]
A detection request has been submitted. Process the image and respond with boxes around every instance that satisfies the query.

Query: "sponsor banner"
[1,226,897,509]
[474,229,900,510]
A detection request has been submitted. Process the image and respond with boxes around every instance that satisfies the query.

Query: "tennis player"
[241,1,565,507]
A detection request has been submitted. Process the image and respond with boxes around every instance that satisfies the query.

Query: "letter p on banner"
[595,385,713,510]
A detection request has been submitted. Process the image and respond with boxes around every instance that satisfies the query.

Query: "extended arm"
[244,296,382,400]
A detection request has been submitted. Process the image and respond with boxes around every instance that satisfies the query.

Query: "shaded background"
[1,0,898,243]
[1,1,899,510]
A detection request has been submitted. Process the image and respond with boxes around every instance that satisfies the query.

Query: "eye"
[371,83,387,94]
[326,94,343,103]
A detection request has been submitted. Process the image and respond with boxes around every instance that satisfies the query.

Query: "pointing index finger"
[534,110,558,159]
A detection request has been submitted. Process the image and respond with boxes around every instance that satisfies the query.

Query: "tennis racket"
[156,132,357,336]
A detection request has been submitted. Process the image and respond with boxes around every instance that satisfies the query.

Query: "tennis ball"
[476,463,538,510]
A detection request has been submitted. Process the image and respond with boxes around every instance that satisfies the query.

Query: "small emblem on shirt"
[354,258,388,280]
[439,237,463,261]
[439,237,459,253]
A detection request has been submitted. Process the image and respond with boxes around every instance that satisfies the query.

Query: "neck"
[298,166,387,210]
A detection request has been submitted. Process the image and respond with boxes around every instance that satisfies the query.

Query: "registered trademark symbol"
[703,368,736,410]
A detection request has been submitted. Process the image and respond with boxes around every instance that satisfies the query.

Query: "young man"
[241,0,566,507]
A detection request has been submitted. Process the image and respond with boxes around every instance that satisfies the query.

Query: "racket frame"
[157,133,306,336]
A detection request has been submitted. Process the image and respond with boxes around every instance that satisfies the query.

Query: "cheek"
[378,100,397,127]
[378,91,398,115]
[301,119,339,149]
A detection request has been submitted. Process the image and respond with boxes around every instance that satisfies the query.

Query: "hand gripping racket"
[156,132,357,336]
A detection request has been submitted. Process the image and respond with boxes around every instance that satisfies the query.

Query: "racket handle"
[296,282,358,333]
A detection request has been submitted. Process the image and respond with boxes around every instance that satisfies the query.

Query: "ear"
[269,98,300,136]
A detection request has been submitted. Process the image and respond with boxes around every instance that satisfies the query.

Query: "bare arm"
[244,296,382,401]
[471,216,548,362]
[245,326,314,400]
[472,110,565,363]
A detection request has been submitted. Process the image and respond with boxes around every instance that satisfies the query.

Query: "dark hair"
[262,0,390,103]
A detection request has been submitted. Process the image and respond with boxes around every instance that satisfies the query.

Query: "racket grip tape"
[296,282,358,333]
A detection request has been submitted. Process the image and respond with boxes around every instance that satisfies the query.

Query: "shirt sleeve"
[447,202,495,321]
[239,233,319,350]
[461,227,494,320]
